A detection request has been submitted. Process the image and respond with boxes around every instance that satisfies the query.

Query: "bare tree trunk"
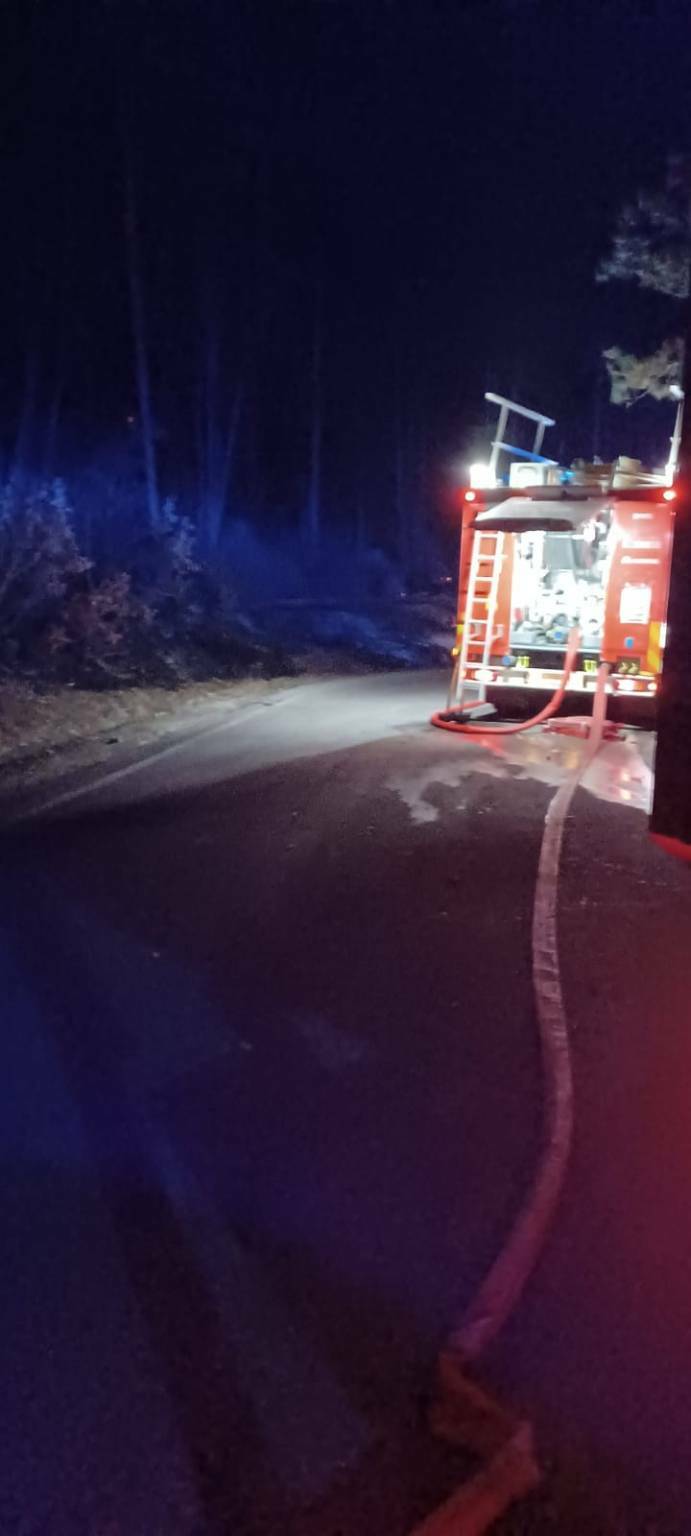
[11,346,39,491]
[195,342,206,509]
[123,162,160,531]
[196,278,244,553]
[205,381,243,554]
[303,290,322,549]
[355,491,367,555]
[394,404,411,577]
[43,360,66,480]
[219,383,244,513]
[204,321,220,515]
[245,385,265,521]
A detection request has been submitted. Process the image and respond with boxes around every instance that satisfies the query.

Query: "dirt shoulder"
[0,591,454,800]
[0,676,301,798]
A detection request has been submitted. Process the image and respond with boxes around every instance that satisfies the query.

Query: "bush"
[0,482,90,660]
[45,572,155,685]
[0,482,268,686]
[0,480,431,687]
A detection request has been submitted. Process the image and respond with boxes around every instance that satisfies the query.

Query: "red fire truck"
[447,394,678,722]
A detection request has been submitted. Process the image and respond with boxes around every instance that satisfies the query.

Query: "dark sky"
[1,0,690,533]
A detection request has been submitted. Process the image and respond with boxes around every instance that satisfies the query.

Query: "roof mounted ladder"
[485,392,556,478]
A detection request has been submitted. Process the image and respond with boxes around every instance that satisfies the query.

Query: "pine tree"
[598,156,689,405]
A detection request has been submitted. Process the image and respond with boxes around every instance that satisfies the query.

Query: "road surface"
[1,670,690,1534]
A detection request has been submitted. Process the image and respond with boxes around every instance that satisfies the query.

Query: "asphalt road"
[1,671,690,1534]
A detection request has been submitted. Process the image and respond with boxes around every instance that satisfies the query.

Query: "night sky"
[2,0,691,539]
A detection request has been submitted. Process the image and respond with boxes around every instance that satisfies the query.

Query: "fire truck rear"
[448,395,678,722]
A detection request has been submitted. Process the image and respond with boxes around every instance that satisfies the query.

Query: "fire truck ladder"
[450,529,505,708]
[486,392,556,478]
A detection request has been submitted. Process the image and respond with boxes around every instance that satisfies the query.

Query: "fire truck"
[447,393,679,722]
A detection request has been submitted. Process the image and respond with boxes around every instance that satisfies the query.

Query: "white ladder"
[454,530,505,707]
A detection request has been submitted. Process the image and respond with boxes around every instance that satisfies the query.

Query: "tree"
[195,279,243,554]
[598,157,690,406]
[123,151,161,531]
[302,284,323,550]
[603,337,684,406]
[598,171,690,300]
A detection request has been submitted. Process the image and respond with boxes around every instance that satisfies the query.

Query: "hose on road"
[430,626,581,736]
[448,658,611,1361]
[418,660,612,1534]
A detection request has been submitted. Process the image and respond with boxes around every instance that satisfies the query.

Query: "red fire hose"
[430,627,581,736]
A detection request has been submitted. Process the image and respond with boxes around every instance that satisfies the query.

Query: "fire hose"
[416,653,613,1533]
[430,626,581,736]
